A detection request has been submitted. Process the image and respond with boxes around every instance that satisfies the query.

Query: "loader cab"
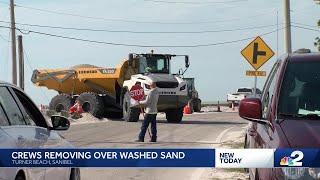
[128,53,189,75]
[137,54,170,74]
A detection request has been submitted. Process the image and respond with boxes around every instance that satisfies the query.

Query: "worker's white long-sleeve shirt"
[139,88,159,114]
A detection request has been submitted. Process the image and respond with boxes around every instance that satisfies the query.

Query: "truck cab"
[122,53,189,123]
[227,87,262,107]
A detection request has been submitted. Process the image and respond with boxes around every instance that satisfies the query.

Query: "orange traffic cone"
[184,103,192,114]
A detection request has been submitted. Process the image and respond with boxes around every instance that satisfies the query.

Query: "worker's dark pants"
[139,114,157,141]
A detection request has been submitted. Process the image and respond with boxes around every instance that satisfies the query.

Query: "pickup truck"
[227,87,261,107]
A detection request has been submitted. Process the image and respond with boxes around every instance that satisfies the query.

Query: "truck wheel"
[193,99,202,112]
[49,94,72,112]
[122,92,140,122]
[166,108,183,123]
[78,92,104,118]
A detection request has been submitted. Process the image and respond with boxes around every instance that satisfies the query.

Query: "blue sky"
[0,0,319,105]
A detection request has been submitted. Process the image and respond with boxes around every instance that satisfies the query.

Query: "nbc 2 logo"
[280,150,304,167]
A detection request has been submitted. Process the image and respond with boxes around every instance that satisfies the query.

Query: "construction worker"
[136,82,159,142]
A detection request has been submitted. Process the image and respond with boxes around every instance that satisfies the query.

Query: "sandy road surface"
[61,112,247,180]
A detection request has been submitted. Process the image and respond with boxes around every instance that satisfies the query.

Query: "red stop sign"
[129,84,145,101]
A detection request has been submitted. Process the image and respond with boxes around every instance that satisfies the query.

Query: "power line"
[13,26,282,48]
[10,2,276,25]
[0,33,9,41]
[292,22,319,29]
[0,1,278,25]
[142,0,248,4]
[292,25,320,32]
[0,20,280,34]
[23,47,51,102]
[0,24,283,47]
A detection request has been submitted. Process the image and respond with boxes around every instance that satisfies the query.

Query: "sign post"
[254,76,257,97]
[241,36,274,97]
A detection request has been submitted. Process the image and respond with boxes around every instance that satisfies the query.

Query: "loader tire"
[166,108,183,123]
[122,92,140,122]
[77,92,104,118]
[49,94,72,113]
[193,99,202,112]
[188,100,194,113]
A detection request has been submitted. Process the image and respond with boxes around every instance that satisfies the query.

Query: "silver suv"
[0,82,80,180]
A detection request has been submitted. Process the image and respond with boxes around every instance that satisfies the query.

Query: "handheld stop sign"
[129,84,145,101]
[129,84,151,137]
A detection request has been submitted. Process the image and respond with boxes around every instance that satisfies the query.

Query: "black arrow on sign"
[253,42,266,64]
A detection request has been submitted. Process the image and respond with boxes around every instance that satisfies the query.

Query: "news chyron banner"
[0,148,320,167]
[0,149,215,167]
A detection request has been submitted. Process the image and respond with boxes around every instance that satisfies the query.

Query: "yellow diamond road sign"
[241,36,275,70]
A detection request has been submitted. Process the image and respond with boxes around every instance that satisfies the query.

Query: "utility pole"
[10,0,17,85]
[18,35,24,90]
[284,0,292,53]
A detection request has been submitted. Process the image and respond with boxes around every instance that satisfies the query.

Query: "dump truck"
[183,78,201,112]
[31,52,190,123]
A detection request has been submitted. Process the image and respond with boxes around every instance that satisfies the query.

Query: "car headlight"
[180,84,186,91]
[309,168,320,179]
[282,168,306,180]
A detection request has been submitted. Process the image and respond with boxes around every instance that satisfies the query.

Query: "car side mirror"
[239,98,265,122]
[185,56,190,68]
[50,115,70,131]
[128,53,134,66]
[239,98,272,127]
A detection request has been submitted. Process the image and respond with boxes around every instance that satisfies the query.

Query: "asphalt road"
[61,112,247,180]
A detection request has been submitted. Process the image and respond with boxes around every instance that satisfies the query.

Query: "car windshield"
[278,61,320,119]
[138,55,169,74]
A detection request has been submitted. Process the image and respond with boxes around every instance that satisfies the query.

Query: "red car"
[239,52,320,180]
